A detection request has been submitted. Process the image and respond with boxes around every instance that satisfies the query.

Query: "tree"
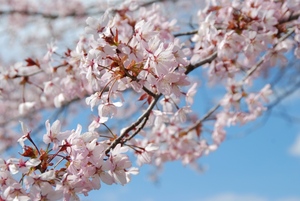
[0,0,300,200]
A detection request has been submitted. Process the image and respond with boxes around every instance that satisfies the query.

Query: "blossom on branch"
[0,0,299,200]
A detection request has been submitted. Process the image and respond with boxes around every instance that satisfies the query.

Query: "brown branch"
[174,30,198,37]
[138,0,179,7]
[185,52,218,74]
[186,103,221,133]
[242,28,295,82]
[0,9,100,19]
[125,114,149,142]
[105,94,162,154]
[279,11,300,24]
[0,0,178,20]
[142,86,157,97]
[267,79,300,110]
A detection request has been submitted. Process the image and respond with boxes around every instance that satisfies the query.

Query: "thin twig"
[242,28,295,82]
[185,52,218,74]
[267,80,300,110]
[279,11,300,24]
[174,30,197,37]
[105,94,161,154]
[126,115,149,142]
[228,77,300,139]
[0,9,101,19]
[184,28,296,135]
[0,0,178,20]
[186,103,221,133]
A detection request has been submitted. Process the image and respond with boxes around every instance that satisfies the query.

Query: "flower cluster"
[0,120,137,201]
[192,0,299,70]
[189,0,300,144]
[80,4,190,126]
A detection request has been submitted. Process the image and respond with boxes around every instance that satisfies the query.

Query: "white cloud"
[195,193,300,201]
[288,134,300,157]
[199,193,267,201]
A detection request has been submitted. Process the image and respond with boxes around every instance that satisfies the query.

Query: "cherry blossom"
[0,0,299,200]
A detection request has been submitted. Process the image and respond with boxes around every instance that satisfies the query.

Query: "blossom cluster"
[191,0,300,144]
[80,3,190,128]
[0,120,137,200]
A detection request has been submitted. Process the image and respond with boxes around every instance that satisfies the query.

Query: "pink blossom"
[17,121,30,148]
[159,96,174,113]
[18,102,36,115]
[3,183,30,201]
[43,41,58,62]
[134,20,156,44]
[243,31,268,60]
[98,102,123,123]
[86,92,102,111]
[265,47,288,67]
[54,93,66,108]
[156,72,190,96]
[186,83,197,105]
[262,10,278,32]
[136,143,159,166]
[172,106,192,123]
[85,11,110,38]
[212,112,228,145]
[43,120,70,150]
[218,31,243,60]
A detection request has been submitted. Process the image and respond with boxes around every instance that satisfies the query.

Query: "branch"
[125,114,149,142]
[185,52,218,74]
[105,94,162,154]
[242,27,295,82]
[138,0,179,7]
[279,11,300,24]
[0,0,178,20]
[174,30,197,37]
[0,9,101,19]
[267,79,300,110]
[186,103,221,133]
